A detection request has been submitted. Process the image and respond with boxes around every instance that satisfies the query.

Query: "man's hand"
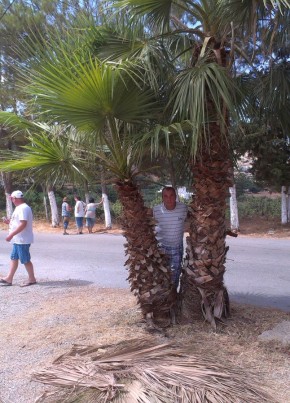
[6,220,27,242]
[6,234,13,242]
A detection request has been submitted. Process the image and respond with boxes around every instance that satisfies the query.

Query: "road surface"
[0,231,289,311]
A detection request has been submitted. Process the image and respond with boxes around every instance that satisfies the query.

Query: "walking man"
[0,190,36,287]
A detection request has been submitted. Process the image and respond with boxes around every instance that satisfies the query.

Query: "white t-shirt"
[9,203,34,244]
[153,202,188,247]
[74,200,85,217]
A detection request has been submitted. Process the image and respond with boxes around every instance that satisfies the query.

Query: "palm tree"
[0,58,177,325]
[94,0,289,325]
[0,114,91,226]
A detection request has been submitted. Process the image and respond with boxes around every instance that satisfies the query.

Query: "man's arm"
[6,220,27,242]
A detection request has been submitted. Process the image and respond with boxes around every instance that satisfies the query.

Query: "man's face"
[162,190,176,210]
[11,197,22,206]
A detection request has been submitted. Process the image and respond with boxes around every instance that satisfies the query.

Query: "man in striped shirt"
[153,186,188,288]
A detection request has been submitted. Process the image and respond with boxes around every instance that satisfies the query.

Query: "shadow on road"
[36,279,93,288]
[230,292,290,312]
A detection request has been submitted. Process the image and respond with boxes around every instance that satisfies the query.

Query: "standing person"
[0,190,36,287]
[85,197,103,233]
[74,195,85,234]
[153,186,188,289]
[62,196,71,235]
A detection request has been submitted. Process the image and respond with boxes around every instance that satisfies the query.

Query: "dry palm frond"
[33,338,275,403]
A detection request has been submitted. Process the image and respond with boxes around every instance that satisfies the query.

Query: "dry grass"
[236,217,290,239]
[0,286,289,402]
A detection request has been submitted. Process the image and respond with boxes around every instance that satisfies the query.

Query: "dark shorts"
[86,217,95,227]
[11,244,31,264]
[75,217,84,228]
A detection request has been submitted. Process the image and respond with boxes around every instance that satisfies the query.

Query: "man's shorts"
[11,244,31,264]
[86,217,95,227]
[75,217,84,228]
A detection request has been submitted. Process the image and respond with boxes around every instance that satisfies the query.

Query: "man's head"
[162,186,177,210]
[10,190,24,205]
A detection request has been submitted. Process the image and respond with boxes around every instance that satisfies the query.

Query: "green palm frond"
[216,0,289,41]
[139,121,191,156]
[254,64,290,134]
[170,59,241,151]
[264,0,290,10]
[25,56,159,131]
[0,131,90,186]
[0,111,38,136]
[112,0,173,31]
[92,25,177,93]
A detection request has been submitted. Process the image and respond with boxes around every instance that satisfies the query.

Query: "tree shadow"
[229,292,290,312]
[37,279,94,288]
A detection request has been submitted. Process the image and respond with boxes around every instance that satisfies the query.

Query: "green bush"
[232,196,281,218]
[109,200,123,219]
[234,173,263,197]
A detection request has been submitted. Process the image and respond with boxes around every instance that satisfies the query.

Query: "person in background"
[74,195,85,234]
[153,186,188,289]
[0,190,36,287]
[85,197,103,233]
[62,196,71,235]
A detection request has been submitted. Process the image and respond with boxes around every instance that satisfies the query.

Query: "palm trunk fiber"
[179,128,233,327]
[115,180,176,326]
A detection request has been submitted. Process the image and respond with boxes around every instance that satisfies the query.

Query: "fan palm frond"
[0,130,90,186]
[33,338,275,403]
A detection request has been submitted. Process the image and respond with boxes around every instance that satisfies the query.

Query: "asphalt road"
[0,231,289,312]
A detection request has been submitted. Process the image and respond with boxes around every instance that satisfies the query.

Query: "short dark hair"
[89,197,94,203]
[162,186,176,197]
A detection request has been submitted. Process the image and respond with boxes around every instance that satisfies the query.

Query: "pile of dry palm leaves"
[33,338,275,403]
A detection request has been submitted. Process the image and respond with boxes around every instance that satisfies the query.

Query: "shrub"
[234,196,281,218]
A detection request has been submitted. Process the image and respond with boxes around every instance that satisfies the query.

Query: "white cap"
[10,190,24,199]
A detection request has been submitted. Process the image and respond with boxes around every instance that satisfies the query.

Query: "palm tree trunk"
[180,128,233,328]
[115,179,176,325]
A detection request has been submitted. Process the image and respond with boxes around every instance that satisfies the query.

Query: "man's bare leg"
[2,259,19,284]
[24,261,36,284]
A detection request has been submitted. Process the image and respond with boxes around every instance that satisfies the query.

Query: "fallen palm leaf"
[33,338,275,403]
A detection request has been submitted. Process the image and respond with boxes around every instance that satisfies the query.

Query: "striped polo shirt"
[153,202,188,247]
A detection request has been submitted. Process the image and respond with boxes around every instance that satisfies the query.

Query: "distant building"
[177,187,192,200]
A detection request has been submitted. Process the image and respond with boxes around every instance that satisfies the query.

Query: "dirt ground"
[0,217,289,402]
[34,216,290,238]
